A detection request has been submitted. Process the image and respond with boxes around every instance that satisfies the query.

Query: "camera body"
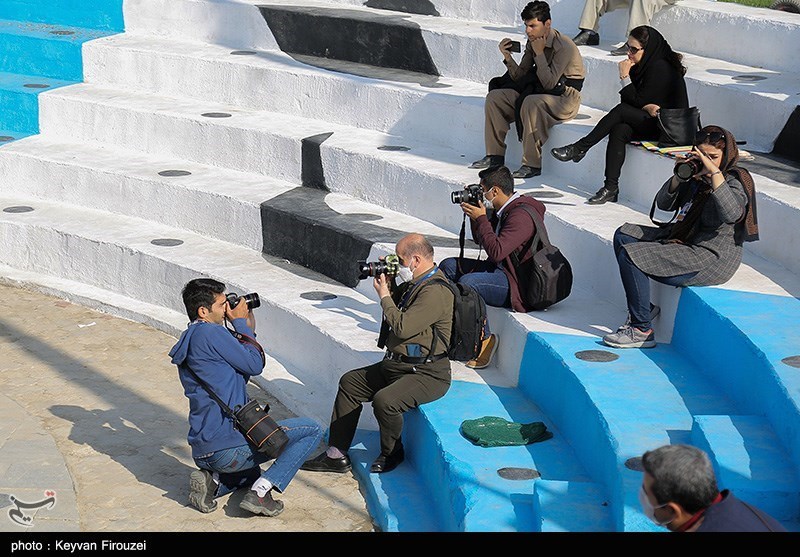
[451,184,483,206]
[226,292,261,310]
[674,156,703,181]
[357,254,400,280]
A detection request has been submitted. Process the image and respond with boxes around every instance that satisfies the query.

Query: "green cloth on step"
[460,416,553,447]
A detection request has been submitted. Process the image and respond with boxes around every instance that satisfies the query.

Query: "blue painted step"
[0,19,112,81]
[517,330,741,531]
[0,0,124,32]
[691,414,800,525]
[352,380,602,532]
[673,288,800,479]
[0,71,73,134]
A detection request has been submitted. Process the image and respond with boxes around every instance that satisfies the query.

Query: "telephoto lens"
[226,292,261,310]
[357,254,399,280]
[674,157,703,181]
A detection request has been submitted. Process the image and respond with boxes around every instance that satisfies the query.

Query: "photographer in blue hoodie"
[169,278,322,517]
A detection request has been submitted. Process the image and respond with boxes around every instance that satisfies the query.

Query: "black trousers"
[576,103,659,189]
[327,358,450,457]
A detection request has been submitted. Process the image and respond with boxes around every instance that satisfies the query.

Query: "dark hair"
[521,1,551,23]
[479,165,515,195]
[641,444,719,514]
[629,25,686,76]
[182,278,225,321]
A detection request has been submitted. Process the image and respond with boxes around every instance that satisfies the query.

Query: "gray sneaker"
[240,489,284,517]
[618,304,661,331]
[603,325,656,349]
[189,469,218,513]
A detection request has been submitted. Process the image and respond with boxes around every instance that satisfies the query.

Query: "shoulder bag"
[509,204,573,310]
[657,107,701,148]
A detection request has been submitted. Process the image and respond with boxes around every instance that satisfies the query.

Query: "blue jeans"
[440,256,510,335]
[194,417,322,495]
[614,230,697,330]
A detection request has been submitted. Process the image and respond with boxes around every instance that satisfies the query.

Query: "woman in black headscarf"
[601,124,758,349]
[551,25,688,204]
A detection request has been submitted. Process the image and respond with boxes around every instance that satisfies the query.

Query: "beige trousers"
[579,0,678,35]
[484,87,581,168]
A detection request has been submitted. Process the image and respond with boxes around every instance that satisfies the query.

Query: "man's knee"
[439,257,458,279]
[372,391,404,418]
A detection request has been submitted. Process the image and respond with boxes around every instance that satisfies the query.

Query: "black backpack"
[428,277,488,362]
[509,204,573,311]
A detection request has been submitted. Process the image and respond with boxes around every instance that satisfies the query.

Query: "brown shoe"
[466,334,498,369]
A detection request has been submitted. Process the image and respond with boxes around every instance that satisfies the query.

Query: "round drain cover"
[300,291,338,301]
[732,75,766,82]
[24,83,50,89]
[575,350,619,362]
[50,30,75,35]
[377,145,410,151]
[3,206,34,213]
[497,467,541,480]
[0,136,14,142]
[528,191,564,199]
[574,113,591,120]
[344,212,382,221]
[201,112,232,118]
[151,238,184,247]
[158,170,192,177]
[625,457,644,471]
[420,82,451,89]
[230,50,257,55]
[782,355,800,368]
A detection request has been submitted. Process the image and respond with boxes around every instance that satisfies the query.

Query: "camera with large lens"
[226,292,261,310]
[674,156,703,181]
[357,254,399,280]
[450,184,483,206]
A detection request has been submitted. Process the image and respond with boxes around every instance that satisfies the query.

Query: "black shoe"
[469,155,504,170]
[300,452,352,473]
[610,44,628,56]
[239,489,284,517]
[587,187,619,205]
[572,29,599,46]
[511,165,541,179]
[370,445,405,474]
[551,144,587,163]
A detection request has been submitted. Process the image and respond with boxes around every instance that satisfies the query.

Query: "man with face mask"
[301,234,454,475]
[440,166,548,369]
[639,444,787,532]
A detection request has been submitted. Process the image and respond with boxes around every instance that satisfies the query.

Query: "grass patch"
[719,0,774,8]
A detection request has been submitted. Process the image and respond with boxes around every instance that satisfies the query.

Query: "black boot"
[551,143,588,163]
[572,29,599,46]
[587,185,619,205]
[469,155,504,170]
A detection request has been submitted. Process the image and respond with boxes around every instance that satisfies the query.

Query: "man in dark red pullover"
[440,165,547,369]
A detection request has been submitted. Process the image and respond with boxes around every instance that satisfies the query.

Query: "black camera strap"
[225,325,266,367]
[185,366,241,422]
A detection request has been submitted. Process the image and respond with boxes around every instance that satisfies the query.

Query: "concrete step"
[0,18,112,81]
[0,71,73,133]
[533,479,614,532]
[0,0,124,32]
[651,0,800,74]
[691,415,800,522]
[82,33,487,153]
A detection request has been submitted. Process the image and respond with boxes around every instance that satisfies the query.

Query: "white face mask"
[396,264,414,284]
[638,485,672,526]
[483,188,495,211]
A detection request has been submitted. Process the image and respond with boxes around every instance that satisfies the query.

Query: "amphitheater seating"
[0,0,798,531]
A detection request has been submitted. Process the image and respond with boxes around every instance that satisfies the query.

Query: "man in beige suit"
[572,0,679,54]
[470,1,585,180]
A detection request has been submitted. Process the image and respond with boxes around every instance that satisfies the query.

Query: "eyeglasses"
[696,130,726,144]
[626,43,642,54]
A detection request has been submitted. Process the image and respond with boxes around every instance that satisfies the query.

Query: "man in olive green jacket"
[301,233,454,474]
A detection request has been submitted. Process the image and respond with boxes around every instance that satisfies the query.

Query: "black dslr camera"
[674,156,703,181]
[226,292,261,310]
[357,254,399,280]
[451,184,483,206]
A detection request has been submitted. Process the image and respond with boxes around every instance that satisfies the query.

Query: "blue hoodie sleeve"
[208,319,265,378]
